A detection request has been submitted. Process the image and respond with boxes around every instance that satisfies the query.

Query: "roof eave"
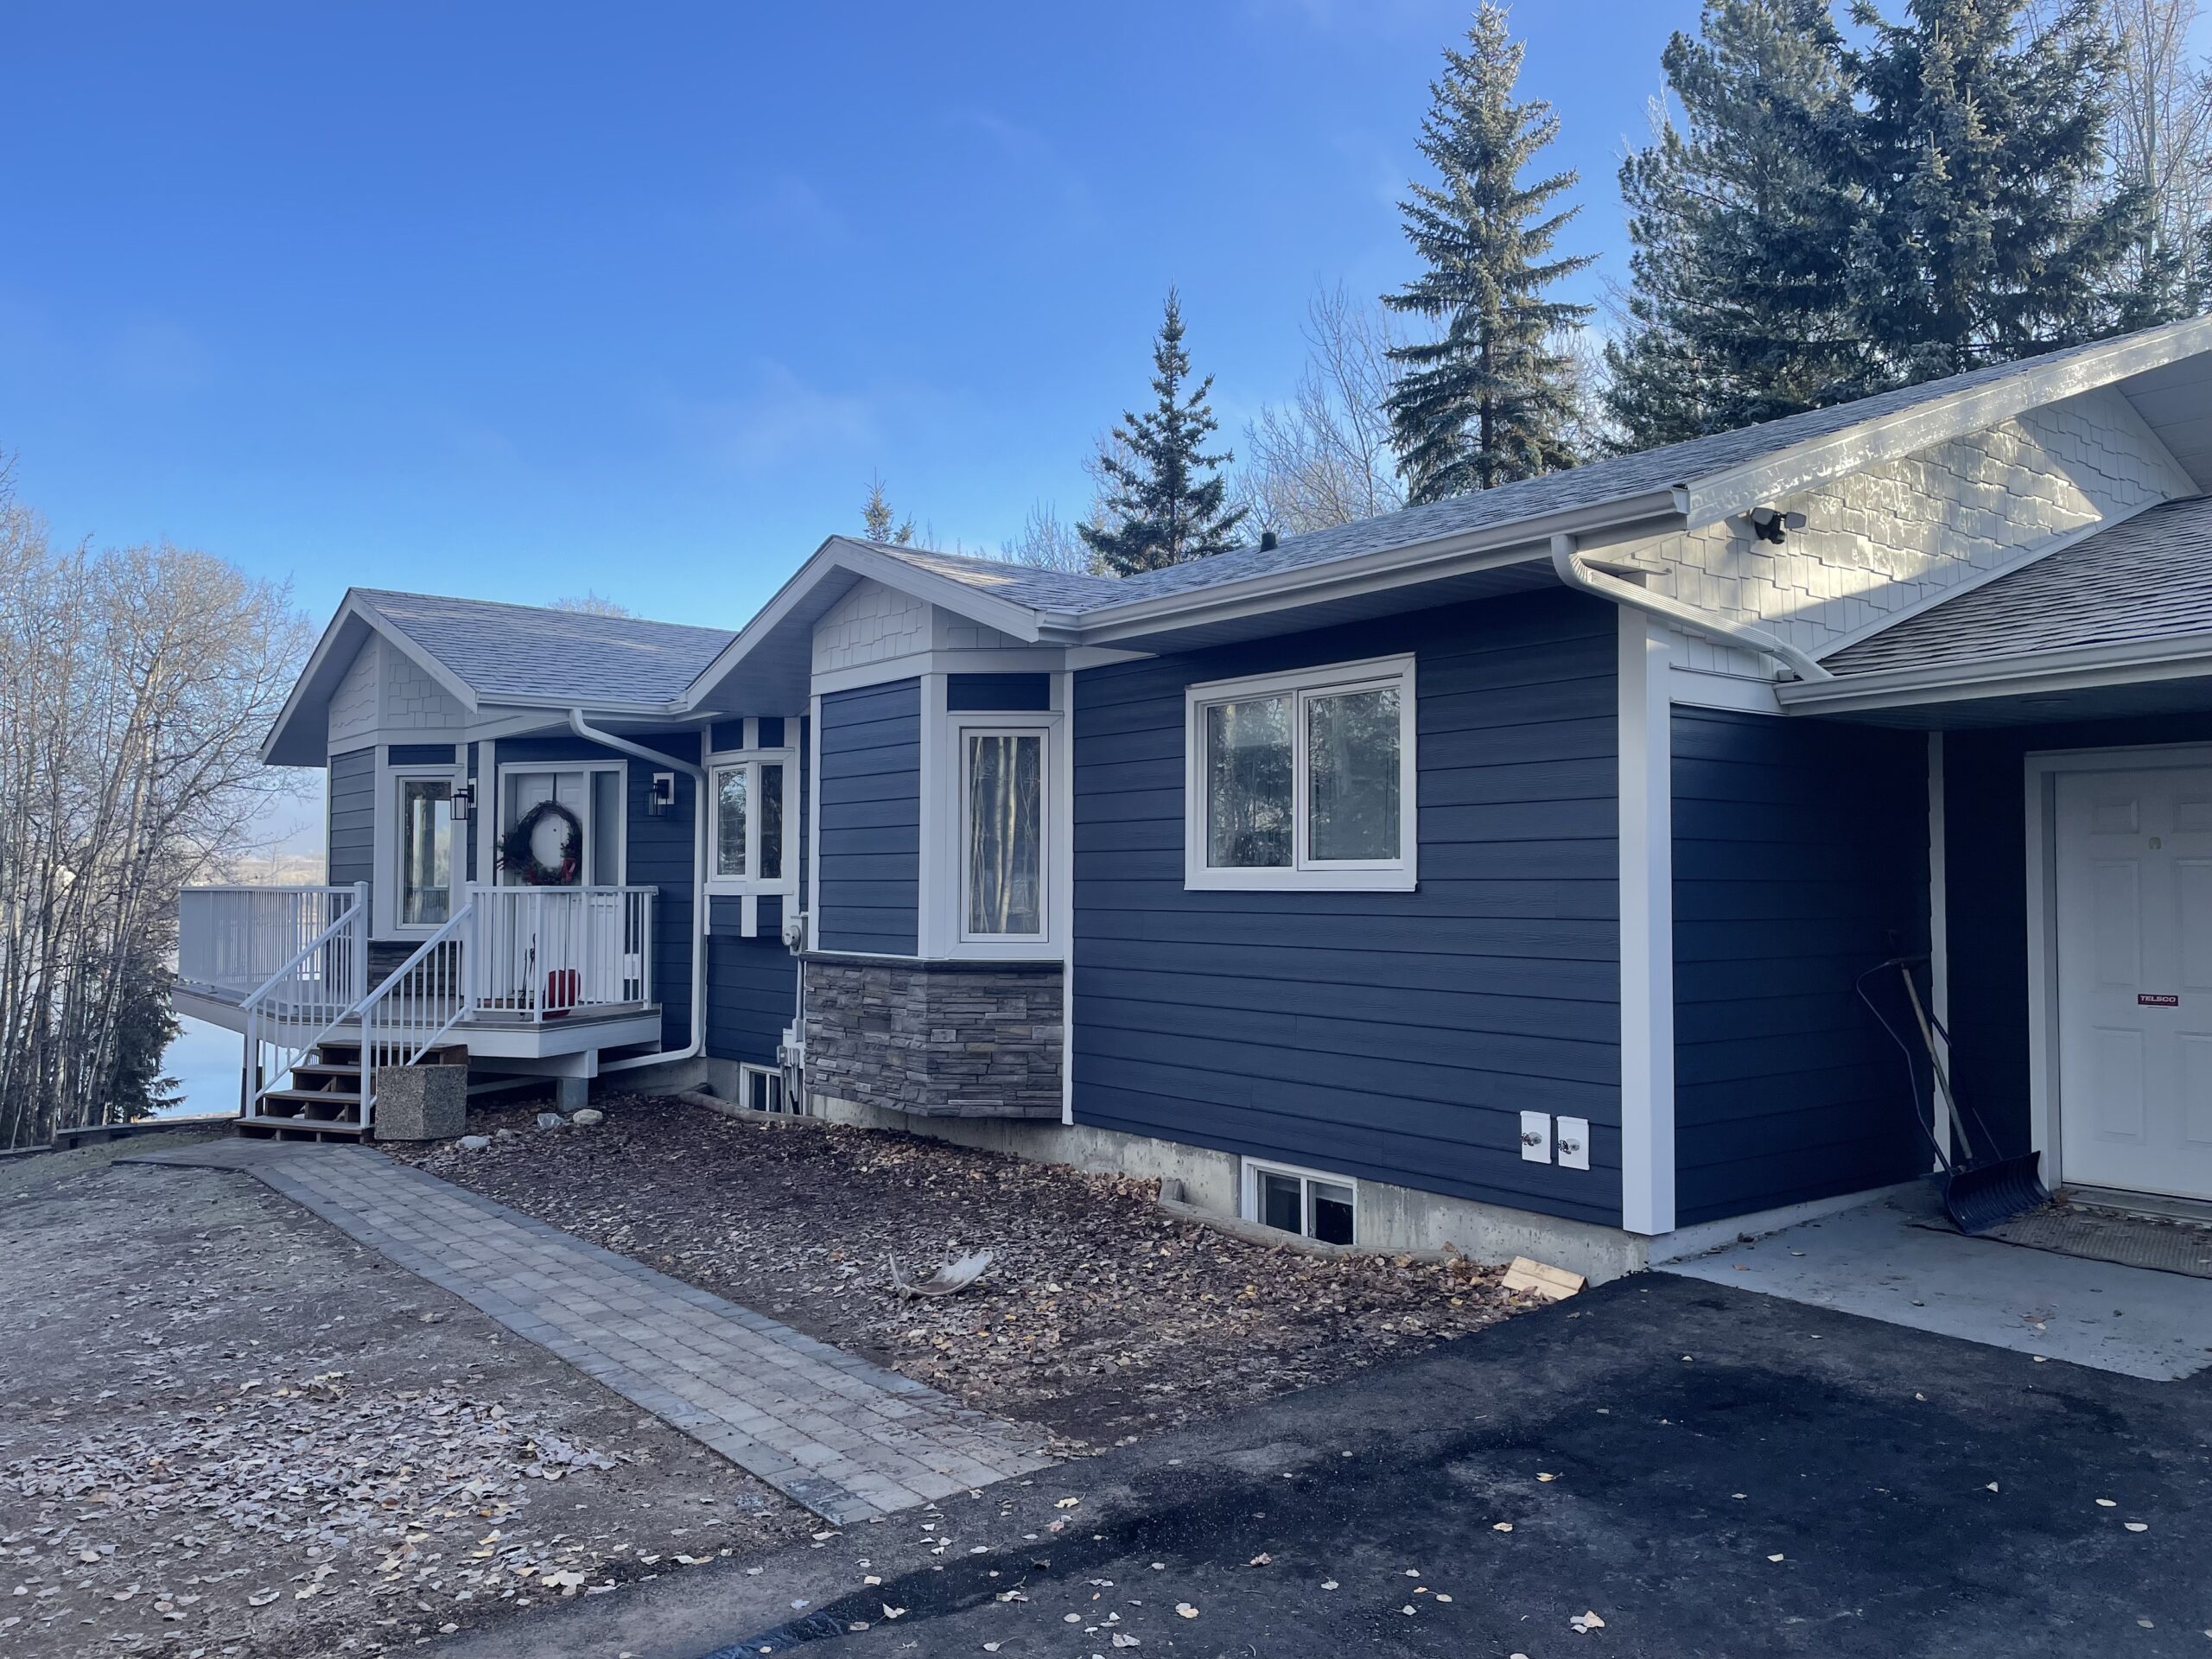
[1678,315,2212,530]
[1775,628,2212,715]
[1068,490,1686,645]
[677,537,1065,711]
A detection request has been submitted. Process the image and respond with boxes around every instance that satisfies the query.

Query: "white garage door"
[2055,766,2212,1200]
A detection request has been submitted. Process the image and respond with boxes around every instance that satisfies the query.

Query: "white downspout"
[1549,532,1833,683]
[566,709,709,1073]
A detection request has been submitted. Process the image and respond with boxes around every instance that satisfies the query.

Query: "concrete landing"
[1660,1181,2212,1381]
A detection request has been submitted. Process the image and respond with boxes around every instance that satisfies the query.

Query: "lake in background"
[157,1014,239,1116]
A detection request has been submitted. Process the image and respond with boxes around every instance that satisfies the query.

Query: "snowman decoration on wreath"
[498,799,583,886]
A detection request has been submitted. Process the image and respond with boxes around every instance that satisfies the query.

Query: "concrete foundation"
[373,1064,468,1141]
[806,1090,1652,1284]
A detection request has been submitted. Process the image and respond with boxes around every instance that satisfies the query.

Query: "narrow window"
[964,731,1044,937]
[715,766,747,878]
[397,778,453,925]
[759,762,785,880]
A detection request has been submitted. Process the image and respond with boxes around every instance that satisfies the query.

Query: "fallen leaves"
[1571,1610,1606,1633]
[1176,1601,1200,1618]
[393,1094,1529,1442]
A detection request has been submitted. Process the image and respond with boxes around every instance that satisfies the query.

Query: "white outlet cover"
[1519,1109,1552,1164]
[1557,1116,1591,1172]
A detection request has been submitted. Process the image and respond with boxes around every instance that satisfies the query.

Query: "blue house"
[180,315,2212,1279]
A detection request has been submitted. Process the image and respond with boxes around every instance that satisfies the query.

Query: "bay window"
[1185,655,1416,891]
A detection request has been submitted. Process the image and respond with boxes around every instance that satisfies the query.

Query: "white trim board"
[1618,608,1677,1236]
[2021,741,2212,1194]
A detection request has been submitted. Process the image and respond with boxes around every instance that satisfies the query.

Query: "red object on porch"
[544,968,578,1018]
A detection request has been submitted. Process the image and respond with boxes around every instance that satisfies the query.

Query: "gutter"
[565,709,709,1074]
[1549,533,1833,683]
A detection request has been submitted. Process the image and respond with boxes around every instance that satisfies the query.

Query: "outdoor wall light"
[650,772,677,816]
[1747,505,1808,544]
[451,780,475,823]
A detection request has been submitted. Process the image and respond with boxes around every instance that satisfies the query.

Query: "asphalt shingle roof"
[356,589,737,705]
[1824,493,2212,677]
[876,334,2154,617]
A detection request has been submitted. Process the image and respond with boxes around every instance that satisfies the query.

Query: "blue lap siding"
[707,899,795,1067]
[327,747,376,895]
[1670,709,1931,1226]
[1071,588,1624,1228]
[817,680,920,957]
[1941,712,2212,1162]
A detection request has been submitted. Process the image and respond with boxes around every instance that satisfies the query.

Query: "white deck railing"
[359,899,476,1131]
[178,885,365,1003]
[230,885,371,1117]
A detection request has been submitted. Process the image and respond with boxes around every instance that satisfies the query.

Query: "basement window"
[1243,1159,1357,1247]
[738,1062,791,1116]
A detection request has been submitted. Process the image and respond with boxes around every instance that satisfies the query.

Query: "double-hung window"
[708,751,792,892]
[1185,654,1416,891]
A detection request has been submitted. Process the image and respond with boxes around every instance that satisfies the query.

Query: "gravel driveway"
[0,1132,807,1659]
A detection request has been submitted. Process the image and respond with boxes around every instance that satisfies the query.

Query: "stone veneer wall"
[802,956,1063,1119]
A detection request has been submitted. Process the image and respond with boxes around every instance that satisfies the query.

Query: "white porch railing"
[179,885,364,1002]
[467,885,654,1022]
[178,881,657,1128]
[233,884,371,1116]
[360,900,475,1131]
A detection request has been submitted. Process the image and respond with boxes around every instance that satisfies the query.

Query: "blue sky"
[3,1,1705,632]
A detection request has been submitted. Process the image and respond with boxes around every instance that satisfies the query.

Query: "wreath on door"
[499,800,584,886]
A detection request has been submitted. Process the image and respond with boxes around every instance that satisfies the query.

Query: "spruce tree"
[861,473,915,545]
[1383,2,1595,501]
[1078,290,1247,575]
[1605,1,1871,449]
[1847,0,2164,381]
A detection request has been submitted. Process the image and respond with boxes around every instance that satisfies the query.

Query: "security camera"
[1747,506,1808,544]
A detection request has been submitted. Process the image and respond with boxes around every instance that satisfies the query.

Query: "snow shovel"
[1858,956,2050,1235]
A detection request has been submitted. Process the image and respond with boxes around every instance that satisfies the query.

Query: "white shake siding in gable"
[380,643,469,731]
[323,636,470,756]
[811,578,1033,678]
[1656,388,2196,679]
[327,641,380,753]
[813,581,931,674]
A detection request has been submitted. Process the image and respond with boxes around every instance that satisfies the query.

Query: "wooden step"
[237,1114,372,1142]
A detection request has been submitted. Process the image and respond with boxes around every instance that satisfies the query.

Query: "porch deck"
[176,883,666,1135]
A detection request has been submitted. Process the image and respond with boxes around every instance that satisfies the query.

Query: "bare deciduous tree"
[0,474,311,1146]
[548,591,635,617]
[997,500,1109,575]
[1236,286,1408,537]
[2107,0,2212,304]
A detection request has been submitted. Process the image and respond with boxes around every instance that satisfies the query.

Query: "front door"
[2055,766,2212,1199]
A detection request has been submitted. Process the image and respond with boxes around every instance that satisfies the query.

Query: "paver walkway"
[124,1141,1053,1523]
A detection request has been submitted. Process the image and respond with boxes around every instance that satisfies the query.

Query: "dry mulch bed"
[388,1096,1534,1448]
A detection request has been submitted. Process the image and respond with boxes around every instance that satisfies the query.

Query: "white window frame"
[493,760,626,890]
[957,721,1052,945]
[1184,653,1417,892]
[737,1061,792,1116]
[388,763,464,937]
[1240,1157,1359,1246]
[705,743,799,899]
